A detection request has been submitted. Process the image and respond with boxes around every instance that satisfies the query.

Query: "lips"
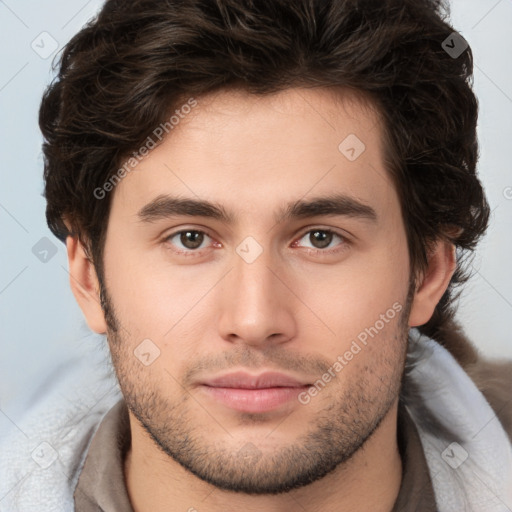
[201,371,308,389]
[199,371,310,413]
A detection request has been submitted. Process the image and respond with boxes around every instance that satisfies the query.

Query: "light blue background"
[1,0,511,421]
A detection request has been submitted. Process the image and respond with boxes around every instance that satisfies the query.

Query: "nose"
[217,246,298,348]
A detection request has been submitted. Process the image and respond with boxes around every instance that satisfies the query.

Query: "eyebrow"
[136,193,378,225]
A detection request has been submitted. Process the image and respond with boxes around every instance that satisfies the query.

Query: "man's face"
[100,87,413,493]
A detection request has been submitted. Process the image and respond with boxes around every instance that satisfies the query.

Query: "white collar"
[404,328,512,511]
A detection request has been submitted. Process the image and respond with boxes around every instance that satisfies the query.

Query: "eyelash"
[163,228,349,257]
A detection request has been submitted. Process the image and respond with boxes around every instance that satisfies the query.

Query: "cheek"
[293,239,409,348]
[103,240,222,340]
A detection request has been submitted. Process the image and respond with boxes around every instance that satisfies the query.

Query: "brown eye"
[180,231,204,249]
[309,230,332,249]
[295,229,346,252]
[167,230,210,251]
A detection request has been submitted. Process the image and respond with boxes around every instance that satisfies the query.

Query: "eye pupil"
[180,231,204,249]
[310,230,332,249]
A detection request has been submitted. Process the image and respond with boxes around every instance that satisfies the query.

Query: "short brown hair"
[39,0,490,338]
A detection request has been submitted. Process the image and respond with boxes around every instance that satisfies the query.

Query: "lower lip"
[200,385,309,413]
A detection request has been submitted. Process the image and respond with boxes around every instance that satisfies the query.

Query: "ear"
[408,239,456,327]
[65,236,107,334]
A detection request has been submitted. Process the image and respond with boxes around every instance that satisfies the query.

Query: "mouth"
[198,371,311,414]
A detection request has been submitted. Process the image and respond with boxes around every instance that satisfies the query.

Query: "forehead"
[110,86,397,223]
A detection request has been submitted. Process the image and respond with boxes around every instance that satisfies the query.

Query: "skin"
[66,86,455,512]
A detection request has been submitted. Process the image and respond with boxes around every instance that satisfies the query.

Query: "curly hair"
[39,0,490,341]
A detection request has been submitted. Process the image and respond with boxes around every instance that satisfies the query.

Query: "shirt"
[74,398,437,511]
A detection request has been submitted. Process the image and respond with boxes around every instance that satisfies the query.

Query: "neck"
[124,399,403,512]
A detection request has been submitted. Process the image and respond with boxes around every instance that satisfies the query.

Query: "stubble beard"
[101,278,414,495]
